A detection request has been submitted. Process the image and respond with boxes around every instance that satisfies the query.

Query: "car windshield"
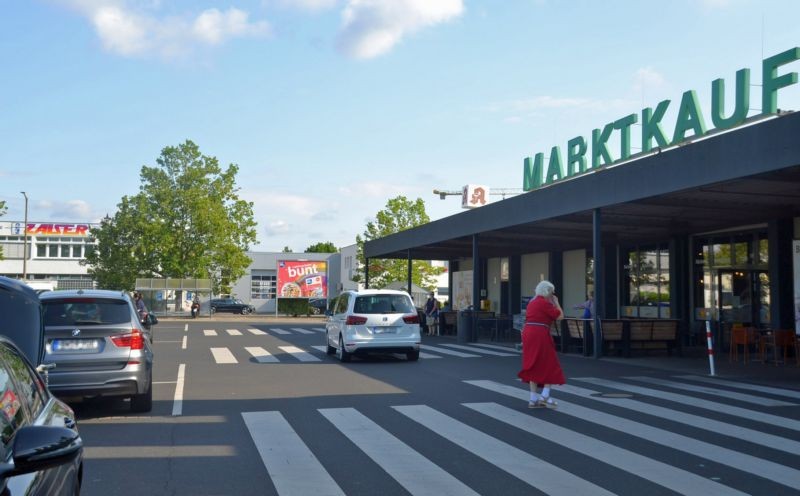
[353,295,415,314]
[43,298,131,326]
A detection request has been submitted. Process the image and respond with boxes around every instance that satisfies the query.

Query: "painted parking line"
[181,335,187,349]
[172,363,185,416]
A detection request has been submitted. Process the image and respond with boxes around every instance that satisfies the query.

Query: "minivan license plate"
[52,339,100,352]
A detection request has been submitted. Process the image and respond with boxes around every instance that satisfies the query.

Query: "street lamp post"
[21,192,28,280]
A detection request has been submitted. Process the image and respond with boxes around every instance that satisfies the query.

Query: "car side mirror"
[0,425,82,478]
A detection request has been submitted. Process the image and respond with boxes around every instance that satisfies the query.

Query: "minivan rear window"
[353,295,415,314]
[43,298,132,326]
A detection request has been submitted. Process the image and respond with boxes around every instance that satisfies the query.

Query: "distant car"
[0,278,84,496]
[210,298,255,315]
[308,298,329,315]
[39,289,155,413]
[325,289,421,362]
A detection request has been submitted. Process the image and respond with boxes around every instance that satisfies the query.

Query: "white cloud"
[263,220,291,237]
[273,0,339,11]
[632,66,667,94]
[55,1,270,58]
[336,0,464,59]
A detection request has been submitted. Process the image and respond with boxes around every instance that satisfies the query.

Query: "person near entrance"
[574,291,594,319]
[518,280,565,409]
[424,293,439,336]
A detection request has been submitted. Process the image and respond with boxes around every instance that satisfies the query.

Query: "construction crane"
[432,188,524,200]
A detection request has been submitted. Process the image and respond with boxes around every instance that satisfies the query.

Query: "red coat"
[517,296,565,386]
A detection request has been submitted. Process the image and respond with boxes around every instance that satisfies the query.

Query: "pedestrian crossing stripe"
[676,374,800,400]
[467,342,521,354]
[241,378,800,495]
[245,347,279,363]
[210,347,237,364]
[319,408,479,495]
[203,330,217,336]
[226,329,242,336]
[393,404,615,495]
[278,346,320,362]
[311,327,326,333]
[574,377,800,432]
[463,402,749,495]
[242,411,344,495]
[625,376,796,406]
[439,343,517,356]
[464,380,800,489]
[289,327,315,335]
[419,345,480,358]
[269,328,291,335]
[247,328,266,335]
[555,382,800,456]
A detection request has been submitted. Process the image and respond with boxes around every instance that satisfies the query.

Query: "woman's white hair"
[534,280,555,297]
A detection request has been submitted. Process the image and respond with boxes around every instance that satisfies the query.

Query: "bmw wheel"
[131,376,153,413]
[337,335,351,363]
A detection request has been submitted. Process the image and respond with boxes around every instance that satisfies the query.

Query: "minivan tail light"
[346,315,368,325]
[111,329,144,350]
[403,314,419,324]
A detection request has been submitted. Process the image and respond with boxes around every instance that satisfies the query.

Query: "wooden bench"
[599,319,624,355]
[625,319,679,356]
[564,318,590,355]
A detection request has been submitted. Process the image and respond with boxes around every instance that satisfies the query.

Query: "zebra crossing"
[196,327,521,364]
[241,375,800,495]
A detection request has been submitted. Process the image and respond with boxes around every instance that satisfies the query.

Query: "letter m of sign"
[523,154,544,191]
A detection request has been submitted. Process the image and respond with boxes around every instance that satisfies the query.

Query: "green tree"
[83,140,257,293]
[354,196,443,289]
[0,201,6,260]
[305,241,338,253]
[282,246,293,253]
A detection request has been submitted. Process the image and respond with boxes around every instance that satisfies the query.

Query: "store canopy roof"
[365,112,800,261]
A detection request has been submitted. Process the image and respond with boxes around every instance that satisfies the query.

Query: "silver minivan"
[325,289,421,362]
[39,289,154,412]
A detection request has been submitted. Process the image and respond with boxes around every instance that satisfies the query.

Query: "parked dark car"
[308,298,329,315]
[0,277,84,495]
[210,298,255,315]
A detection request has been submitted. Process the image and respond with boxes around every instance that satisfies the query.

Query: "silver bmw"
[39,289,154,412]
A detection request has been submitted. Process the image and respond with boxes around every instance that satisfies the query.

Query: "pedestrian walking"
[517,280,565,409]
[574,291,594,319]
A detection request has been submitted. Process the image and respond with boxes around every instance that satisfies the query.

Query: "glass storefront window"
[758,237,769,264]
[733,236,750,265]
[712,238,730,266]
[623,244,670,318]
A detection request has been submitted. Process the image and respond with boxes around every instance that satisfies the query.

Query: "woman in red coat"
[517,280,565,409]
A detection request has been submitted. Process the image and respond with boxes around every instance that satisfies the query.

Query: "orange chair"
[760,329,795,365]
[729,325,757,363]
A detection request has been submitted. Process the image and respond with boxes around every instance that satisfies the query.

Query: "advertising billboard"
[277,260,328,298]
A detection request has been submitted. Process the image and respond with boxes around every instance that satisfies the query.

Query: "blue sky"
[2,0,800,252]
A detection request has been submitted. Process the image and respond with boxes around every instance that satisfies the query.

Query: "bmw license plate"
[52,339,101,353]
